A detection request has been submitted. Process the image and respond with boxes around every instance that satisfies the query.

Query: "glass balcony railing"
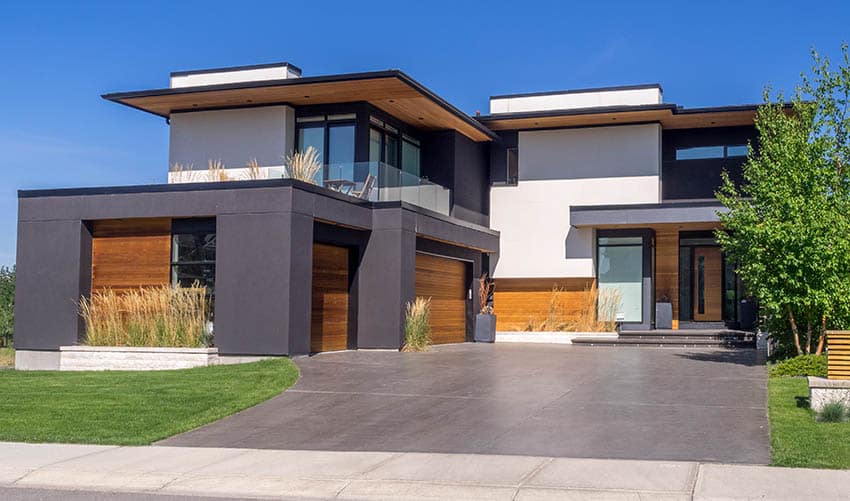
[268,161,451,216]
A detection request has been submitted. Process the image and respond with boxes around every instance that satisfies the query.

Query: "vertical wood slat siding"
[655,228,679,326]
[311,243,350,353]
[827,331,850,380]
[415,253,467,345]
[91,218,172,292]
[492,278,596,331]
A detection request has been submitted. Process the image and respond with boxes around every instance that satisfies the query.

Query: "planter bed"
[59,346,218,371]
[495,331,618,344]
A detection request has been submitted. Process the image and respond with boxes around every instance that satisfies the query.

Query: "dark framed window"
[295,114,357,183]
[171,218,216,299]
[675,144,749,160]
[506,147,518,185]
[369,116,420,177]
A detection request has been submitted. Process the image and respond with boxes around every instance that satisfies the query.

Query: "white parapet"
[59,346,219,371]
[495,331,618,344]
[808,376,850,413]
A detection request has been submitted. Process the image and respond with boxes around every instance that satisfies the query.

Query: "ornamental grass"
[79,285,209,348]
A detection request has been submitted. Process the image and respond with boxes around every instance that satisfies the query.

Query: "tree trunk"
[815,314,827,356]
[787,305,802,356]
[805,321,812,354]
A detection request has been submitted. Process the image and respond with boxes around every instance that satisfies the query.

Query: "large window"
[296,114,356,184]
[171,219,216,298]
[369,116,420,178]
[597,236,643,322]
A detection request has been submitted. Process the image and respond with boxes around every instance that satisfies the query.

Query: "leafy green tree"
[0,266,14,347]
[717,45,850,356]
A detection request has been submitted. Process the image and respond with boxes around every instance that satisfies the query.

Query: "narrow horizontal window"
[327,113,356,121]
[369,116,384,127]
[296,115,325,123]
[726,145,749,157]
[598,236,643,246]
[675,146,724,160]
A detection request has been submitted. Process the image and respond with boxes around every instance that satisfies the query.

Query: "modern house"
[14,62,760,369]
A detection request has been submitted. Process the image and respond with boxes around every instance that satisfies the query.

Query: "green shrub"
[0,266,13,348]
[817,401,849,423]
[769,354,828,378]
[403,297,431,352]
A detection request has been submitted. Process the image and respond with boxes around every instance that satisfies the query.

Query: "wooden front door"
[311,243,350,353]
[415,253,467,344]
[693,247,722,321]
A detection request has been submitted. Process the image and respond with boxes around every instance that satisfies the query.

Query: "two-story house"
[14,62,761,369]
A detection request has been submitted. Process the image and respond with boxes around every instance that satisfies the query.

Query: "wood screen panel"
[91,218,172,292]
[493,278,596,331]
[311,243,350,353]
[415,253,467,345]
[655,228,679,325]
[827,331,850,380]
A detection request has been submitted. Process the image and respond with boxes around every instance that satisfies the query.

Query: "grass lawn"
[0,358,298,445]
[0,347,13,368]
[769,377,850,469]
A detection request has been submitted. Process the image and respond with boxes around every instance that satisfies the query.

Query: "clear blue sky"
[1,0,848,266]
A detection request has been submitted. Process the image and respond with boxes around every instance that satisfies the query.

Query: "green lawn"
[769,377,850,469]
[0,358,298,445]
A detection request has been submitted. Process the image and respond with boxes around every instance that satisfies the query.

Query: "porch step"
[572,329,756,348]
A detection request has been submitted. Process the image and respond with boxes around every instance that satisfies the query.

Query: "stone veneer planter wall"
[59,346,219,371]
[808,376,850,413]
[495,332,618,344]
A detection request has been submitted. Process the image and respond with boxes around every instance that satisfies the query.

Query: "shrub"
[768,354,828,378]
[403,297,431,352]
[0,266,13,348]
[79,285,209,348]
[817,401,849,423]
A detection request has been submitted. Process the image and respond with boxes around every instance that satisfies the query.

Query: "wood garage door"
[415,253,467,344]
[311,243,350,353]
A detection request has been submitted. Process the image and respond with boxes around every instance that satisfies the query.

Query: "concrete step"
[571,337,756,348]
[618,331,755,342]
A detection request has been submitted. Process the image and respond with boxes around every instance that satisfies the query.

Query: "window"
[171,219,216,299]
[369,116,421,182]
[506,147,518,185]
[295,114,357,184]
[597,236,643,322]
[675,144,750,160]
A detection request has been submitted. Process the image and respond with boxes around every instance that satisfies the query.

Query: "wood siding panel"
[90,218,171,292]
[827,331,850,380]
[655,228,679,325]
[311,243,350,353]
[493,278,596,331]
[693,247,723,321]
[415,253,466,345]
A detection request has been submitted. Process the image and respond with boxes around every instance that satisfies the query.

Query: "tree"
[0,266,14,347]
[716,45,850,356]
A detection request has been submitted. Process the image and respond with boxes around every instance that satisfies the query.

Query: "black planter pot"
[655,302,673,329]
[475,314,496,343]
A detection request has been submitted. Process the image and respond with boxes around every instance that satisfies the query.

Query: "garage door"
[415,253,467,344]
[311,243,349,353]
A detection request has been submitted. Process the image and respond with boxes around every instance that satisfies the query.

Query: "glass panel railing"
[290,161,450,216]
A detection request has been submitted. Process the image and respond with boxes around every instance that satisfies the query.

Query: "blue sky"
[1,0,849,266]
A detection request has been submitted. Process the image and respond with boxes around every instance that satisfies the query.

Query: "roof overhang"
[477,103,783,131]
[103,70,496,142]
[570,201,727,228]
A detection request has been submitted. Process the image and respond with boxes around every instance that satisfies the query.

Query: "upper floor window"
[675,144,749,160]
[296,114,356,183]
[369,116,420,177]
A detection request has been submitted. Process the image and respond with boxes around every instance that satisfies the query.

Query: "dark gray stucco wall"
[215,211,314,356]
[16,181,499,355]
[15,219,91,350]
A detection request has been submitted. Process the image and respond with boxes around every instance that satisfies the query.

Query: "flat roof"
[490,83,663,100]
[103,70,497,142]
[476,103,782,131]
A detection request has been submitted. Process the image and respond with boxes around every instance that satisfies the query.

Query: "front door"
[693,247,722,321]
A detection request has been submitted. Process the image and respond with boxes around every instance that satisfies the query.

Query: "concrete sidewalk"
[1,442,848,500]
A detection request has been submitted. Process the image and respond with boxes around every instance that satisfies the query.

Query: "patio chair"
[351,173,376,200]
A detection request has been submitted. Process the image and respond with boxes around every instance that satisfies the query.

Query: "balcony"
[169,161,451,216]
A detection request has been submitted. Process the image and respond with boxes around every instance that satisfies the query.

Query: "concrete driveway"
[161,344,770,464]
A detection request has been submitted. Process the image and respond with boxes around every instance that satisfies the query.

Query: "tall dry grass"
[244,158,264,180]
[207,159,232,181]
[478,273,494,314]
[523,283,620,332]
[402,296,431,352]
[79,285,210,348]
[284,146,322,184]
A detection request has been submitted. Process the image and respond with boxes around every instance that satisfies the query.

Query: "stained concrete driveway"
[161,344,770,464]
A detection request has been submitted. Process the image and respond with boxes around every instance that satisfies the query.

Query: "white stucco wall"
[490,124,661,279]
[490,87,661,114]
[170,65,299,88]
[168,106,295,178]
